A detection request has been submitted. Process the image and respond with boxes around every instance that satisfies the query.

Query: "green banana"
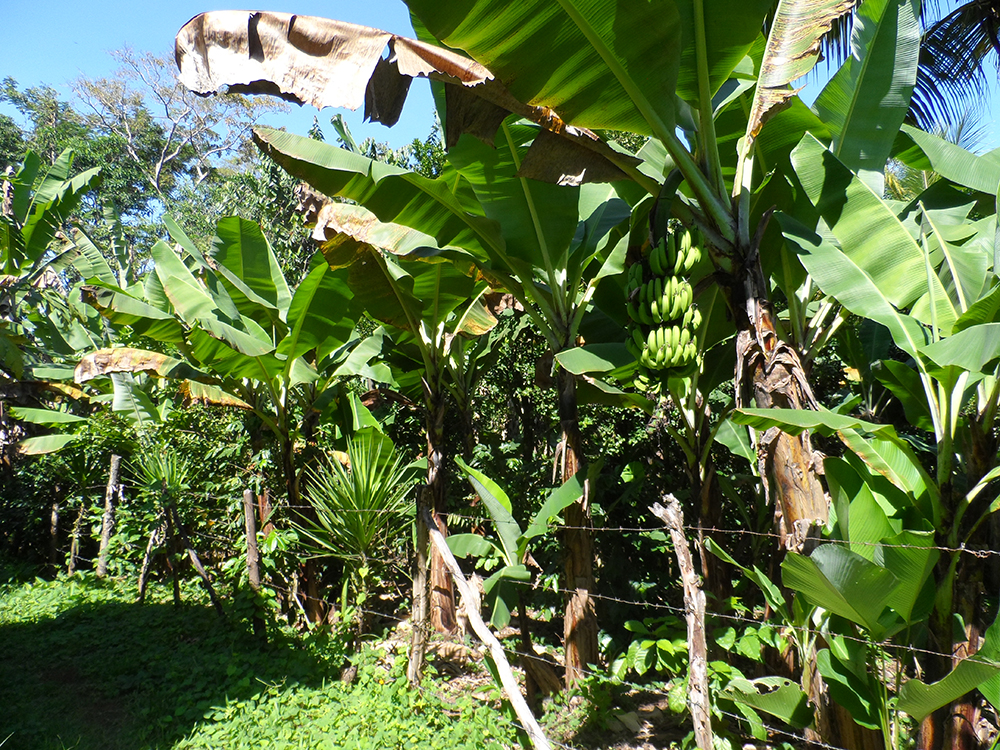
[649,239,666,276]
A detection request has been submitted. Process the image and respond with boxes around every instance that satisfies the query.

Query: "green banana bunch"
[627,228,706,390]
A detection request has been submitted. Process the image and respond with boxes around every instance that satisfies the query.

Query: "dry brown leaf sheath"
[175,11,637,185]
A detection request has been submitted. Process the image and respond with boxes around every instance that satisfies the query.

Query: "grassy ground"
[0,571,519,750]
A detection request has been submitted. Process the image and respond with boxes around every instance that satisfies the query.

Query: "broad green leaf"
[779,211,931,359]
[0,333,24,379]
[838,429,939,521]
[731,406,897,439]
[879,530,937,625]
[874,359,934,432]
[782,544,898,637]
[555,344,634,375]
[447,122,580,271]
[812,0,919,180]
[187,327,282,380]
[454,456,521,566]
[714,418,754,464]
[212,217,291,326]
[9,407,86,425]
[790,133,957,330]
[447,533,500,559]
[824,457,895,560]
[898,618,1000,721]
[953,284,1000,333]
[21,164,102,265]
[277,257,355,364]
[152,240,234,324]
[254,128,501,266]
[523,474,584,542]
[705,538,787,615]
[895,124,1000,195]
[406,0,681,136]
[816,649,881,730]
[110,372,160,425]
[673,0,773,107]
[80,284,185,344]
[721,677,813,729]
[920,323,1000,374]
[63,228,117,285]
[18,434,81,455]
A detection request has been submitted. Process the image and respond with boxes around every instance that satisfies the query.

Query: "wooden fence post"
[97,454,122,577]
[651,496,713,750]
[243,489,266,641]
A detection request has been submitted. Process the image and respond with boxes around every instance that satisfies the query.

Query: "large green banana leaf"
[405,0,682,136]
[253,128,503,267]
[893,124,1000,195]
[275,255,356,364]
[812,0,920,180]
[211,217,292,328]
[447,121,580,272]
[790,133,957,331]
[783,544,899,639]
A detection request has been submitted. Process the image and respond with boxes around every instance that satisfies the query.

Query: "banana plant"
[750,127,1000,748]
[449,456,584,629]
[77,215,387,530]
[305,191,504,651]
[249,121,632,681]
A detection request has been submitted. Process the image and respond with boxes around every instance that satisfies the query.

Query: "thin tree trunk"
[97,454,122,577]
[165,507,181,607]
[651,496,713,750]
[243,488,266,642]
[169,505,224,618]
[67,504,86,575]
[426,391,457,634]
[138,514,166,604]
[48,501,60,572]
[557,366,598,687]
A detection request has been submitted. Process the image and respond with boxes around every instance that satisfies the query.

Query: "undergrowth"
[0,571,519,750]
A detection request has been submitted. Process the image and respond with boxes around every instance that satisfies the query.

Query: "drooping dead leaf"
[517,128,635,186]
[743,0,856,149]
[175,11,637,185]
[75,348,202,384]
[179,380,252,410]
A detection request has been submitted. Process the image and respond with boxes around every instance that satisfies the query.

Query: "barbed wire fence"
[43,485,1000,750]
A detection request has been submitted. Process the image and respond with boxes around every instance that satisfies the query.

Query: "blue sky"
[2,1,997,151]
[1,0,436,148]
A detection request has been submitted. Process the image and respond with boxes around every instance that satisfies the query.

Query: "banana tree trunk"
[558,366,598,687]
[733,246,828,551]
[426,392,457,634]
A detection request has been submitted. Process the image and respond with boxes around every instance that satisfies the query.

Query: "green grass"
[0,572,519,750]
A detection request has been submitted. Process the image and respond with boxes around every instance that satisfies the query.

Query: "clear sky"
[1,0,436,148]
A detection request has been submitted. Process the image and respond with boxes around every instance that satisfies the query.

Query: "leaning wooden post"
[169,505,225,618]
[97,454,122,577]
[422,506,552,750]
[243,489,266,641]
[651,496,713,750]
